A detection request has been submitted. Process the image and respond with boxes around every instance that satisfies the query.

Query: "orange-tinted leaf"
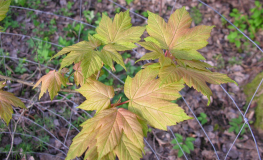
[76,79,114,113]
[66,108,145,160]
[73,62,85,86]
[0,90,26,124]
[33,70,67,100]
[124,67,191,130]
[146,7,213,60]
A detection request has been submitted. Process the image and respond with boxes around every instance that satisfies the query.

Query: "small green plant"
[27,37,55,64]
[228,115,248,135]
[56,2,74,17]
[228,56,243,66]
[190,7,202,25]
[226,1,263,49]
[171,134,196,157]
[83,10,95,24]
[125,0,133,5]
[14,58,28,74]
[197,112,208,125]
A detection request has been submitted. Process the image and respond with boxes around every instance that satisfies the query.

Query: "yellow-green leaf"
[0,90,26,124]
[124,67,191,130]
[146,7,213,60]
[159,66,236,105]
[52,38,101,68]
[33,70,67,100]
[114,134,143,160]
[0,0,11,22]
[101,44,126,70]
[52,36,101,60]
[81,53,103,79]
[170,49,205,60]
[76,79,114,113]
[136,42,164,62]
[177,59,213,70]
[136,42,172,67]
[94,10,145,50]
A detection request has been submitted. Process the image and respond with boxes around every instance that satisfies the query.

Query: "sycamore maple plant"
[0,1,237,159]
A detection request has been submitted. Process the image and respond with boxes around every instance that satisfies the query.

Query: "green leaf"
[228,126,235,133]
[201,119,208,125]
[178,149,183,157]
[171,139,177,144]
[173,145,180,150]
[235,41,241,48]
[200,112,207,118]
[234,126,240,134]
[197,117,203,121]
[185,141,194,151]
[182,144,190,154]
[185,137,196,142]
[175,134,183,142]
[229,122,238,127]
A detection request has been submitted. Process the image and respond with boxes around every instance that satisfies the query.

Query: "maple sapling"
[0,2,237,159]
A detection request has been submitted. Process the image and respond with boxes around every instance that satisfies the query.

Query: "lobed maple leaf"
[136,7,236,105]
[51,35,103,79]
[145,7,213,60]
[66,108,146,160]
[0,90,26,125]
[159,65,236,104]
[76,78,115,113]
[33,70,68,100]
[93,10,145,70]
[124,67,191,130]
[94,10,145,50]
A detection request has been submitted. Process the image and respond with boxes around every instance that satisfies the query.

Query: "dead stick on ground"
[0,74,79,93]
[0,75,123,92]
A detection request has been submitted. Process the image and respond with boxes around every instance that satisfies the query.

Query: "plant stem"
[111,100,129,107]
[164,50,168,57]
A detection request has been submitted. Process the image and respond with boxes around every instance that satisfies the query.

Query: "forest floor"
[0,0,263,160]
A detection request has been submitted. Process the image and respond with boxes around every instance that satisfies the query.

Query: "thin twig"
[5,109,25,160]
